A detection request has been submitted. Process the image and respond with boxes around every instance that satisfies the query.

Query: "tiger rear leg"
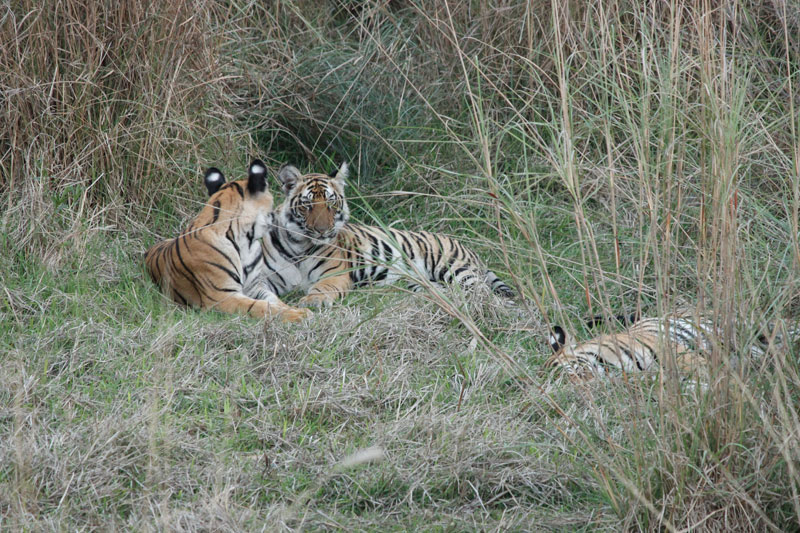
[213,292,313,322]
[300,273,354,307]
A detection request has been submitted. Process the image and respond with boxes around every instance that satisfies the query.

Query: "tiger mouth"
[306,229,336,240]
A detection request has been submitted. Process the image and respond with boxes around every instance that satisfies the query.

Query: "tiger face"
[276,163,349,243]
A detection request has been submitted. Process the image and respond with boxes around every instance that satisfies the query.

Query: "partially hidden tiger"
[545,311,794,382]
[144,160,312,322]
[245,162,515,306]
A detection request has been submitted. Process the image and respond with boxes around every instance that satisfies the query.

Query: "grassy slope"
[2,1,800,531]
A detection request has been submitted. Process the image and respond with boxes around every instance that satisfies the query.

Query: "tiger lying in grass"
[144,161,312,322]
[546,311,794,382]
[247,163,515,306]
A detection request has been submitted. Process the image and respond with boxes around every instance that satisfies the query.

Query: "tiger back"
[256,163,515,306]
[144,161,311,322]
[545,311,787,382]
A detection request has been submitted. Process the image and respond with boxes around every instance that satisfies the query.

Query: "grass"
[2,0,800,530]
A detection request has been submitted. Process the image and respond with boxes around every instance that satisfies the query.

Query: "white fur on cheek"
[253,212,269,240]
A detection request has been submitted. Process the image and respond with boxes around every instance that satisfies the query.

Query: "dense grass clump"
[2,1,799,530]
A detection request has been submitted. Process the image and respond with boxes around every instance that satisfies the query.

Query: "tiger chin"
[545,311,793,383]
[144,160,312,322]
[251,162,515,307]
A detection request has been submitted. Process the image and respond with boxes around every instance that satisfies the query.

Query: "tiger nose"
[310,209,332,232]
[312,219,329,232]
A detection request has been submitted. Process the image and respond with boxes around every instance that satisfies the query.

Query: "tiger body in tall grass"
[545,311,789,382]
[254,163,514,306]
[144,161,311,322]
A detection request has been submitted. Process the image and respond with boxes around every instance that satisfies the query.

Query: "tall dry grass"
[403,1,800,529]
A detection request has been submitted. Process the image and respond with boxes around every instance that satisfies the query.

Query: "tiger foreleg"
[213,292,313,322]
[300,273,354,307]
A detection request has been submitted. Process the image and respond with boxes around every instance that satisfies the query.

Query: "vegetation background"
[2,0,799,530]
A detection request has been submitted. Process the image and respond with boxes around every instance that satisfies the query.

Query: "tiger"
[545,311,792,382]
[246,162,514,306]
[144,160,312,322]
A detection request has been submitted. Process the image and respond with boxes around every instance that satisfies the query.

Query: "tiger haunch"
[254,163,515,306]
[144,161,312,322]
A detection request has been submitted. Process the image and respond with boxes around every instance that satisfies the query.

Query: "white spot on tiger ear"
[250,163,265,175]
[548,334,557,346]
[207,172,223,183]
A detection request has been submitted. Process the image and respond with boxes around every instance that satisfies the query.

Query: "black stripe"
[320,263,341,276]
[225,226,240,256]
[229,182,244,197]
[395,230,415,259]
[669,320,700,349]
[244,250,264,275]
[263,258,287,287]
[619,345,642,370]
[411,233,432,276]
[453,265,471,278]
[639,338,659,361]
[382,240,393,262]
[308,257,328,277]
[207,262,242,285]
[270,228,294,259]
[208,282,238,293]
[211,200,221,225]
[440,255,458,283]
[373,267,388,282]
[173,290,189,306]
[173,237,206,298]
[594,354,612,371]
[206,242,239,272]
[246,224,255,246]
[448,239,460,260]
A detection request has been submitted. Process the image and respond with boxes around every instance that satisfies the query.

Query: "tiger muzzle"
[306,203,334,235]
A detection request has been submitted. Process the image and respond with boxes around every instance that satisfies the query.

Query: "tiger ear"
[332,162,348,186]
[278,164,302,194]
[204,167,225,196]
[247,160,267,195]
[549,326,566,352]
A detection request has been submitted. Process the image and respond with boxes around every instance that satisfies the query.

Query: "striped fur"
[144,161,311,322]
[545,311,786,382]
[255,163,514,306]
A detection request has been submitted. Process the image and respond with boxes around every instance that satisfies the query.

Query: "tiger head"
[546,326,591,380]
[200,160,274,240]
[275,163,349,243]
[545,325,650,381]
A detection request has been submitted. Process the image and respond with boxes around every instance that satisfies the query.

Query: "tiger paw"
[278,306,314,322]
[299,292,335,307]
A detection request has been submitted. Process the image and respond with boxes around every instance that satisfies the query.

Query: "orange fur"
[145,161,311,322]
